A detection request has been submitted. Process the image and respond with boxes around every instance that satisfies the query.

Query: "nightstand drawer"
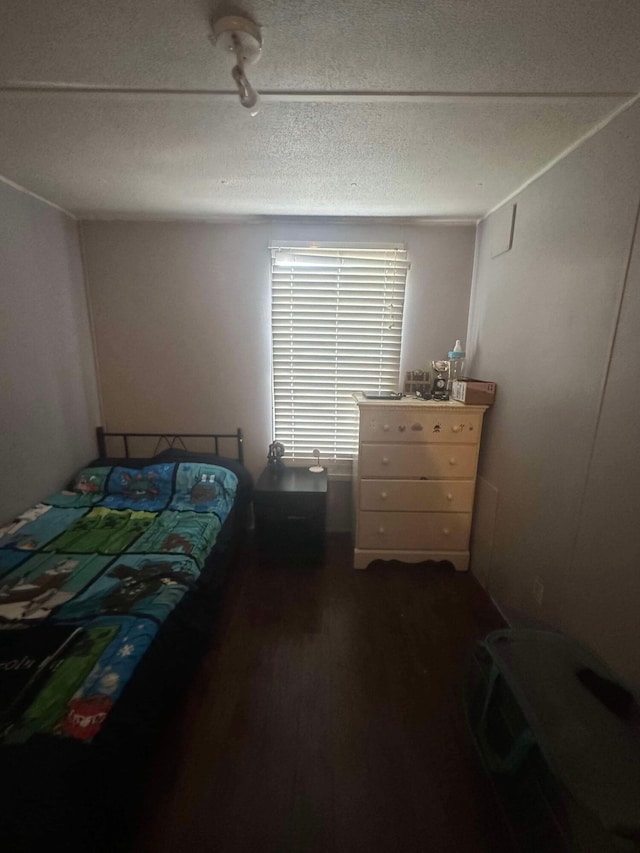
[357,511,471,550]
[359,410,482,444]
[255,511,325,543]
[360,479,475,512]
[360,443,478,479]
[255,491,324,519]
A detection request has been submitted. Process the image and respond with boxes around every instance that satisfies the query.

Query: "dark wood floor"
[133,534,512,853]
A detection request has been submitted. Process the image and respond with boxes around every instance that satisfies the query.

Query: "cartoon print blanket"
[0,460,238,744]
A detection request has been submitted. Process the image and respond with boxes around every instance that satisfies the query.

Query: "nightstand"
[254,465,327,552]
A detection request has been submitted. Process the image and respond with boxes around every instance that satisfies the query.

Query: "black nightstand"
[254,465,328,553]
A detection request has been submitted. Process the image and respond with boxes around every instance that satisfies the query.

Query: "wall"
[0,181,100,522]
[80,220,475,529]
[467,100,640,685]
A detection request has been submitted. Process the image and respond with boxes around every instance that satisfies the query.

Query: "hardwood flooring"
[133,534,512,853]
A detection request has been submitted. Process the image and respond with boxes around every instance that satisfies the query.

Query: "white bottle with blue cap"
[447,340,466,388]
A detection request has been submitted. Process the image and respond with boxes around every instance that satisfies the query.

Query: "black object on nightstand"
[254,465,327,553]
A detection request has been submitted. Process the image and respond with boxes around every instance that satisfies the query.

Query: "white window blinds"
[270,243,409,460]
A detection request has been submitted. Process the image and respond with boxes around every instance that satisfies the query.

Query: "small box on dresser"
[352,393,488,571]
[451,379,497,405]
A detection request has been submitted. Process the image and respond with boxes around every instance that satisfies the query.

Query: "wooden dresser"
[352,393,488,571]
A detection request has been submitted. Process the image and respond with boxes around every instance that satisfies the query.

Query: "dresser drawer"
[357,511,471,551]
[359,479,475,512]
[360,443,478,479]
[359,410,482,444]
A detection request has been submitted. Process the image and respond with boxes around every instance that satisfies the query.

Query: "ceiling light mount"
[212,15,262,116]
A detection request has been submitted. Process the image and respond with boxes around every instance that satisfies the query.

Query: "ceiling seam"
[0,85,635,102]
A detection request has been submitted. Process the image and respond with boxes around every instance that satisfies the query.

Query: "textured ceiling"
[0,0,639,219]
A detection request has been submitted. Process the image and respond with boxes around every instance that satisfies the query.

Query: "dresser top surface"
[352,392,488,412]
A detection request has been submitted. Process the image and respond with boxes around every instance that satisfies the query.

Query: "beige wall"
[468,100,640,685]
[80,220,476,529]
[0,181,100,522]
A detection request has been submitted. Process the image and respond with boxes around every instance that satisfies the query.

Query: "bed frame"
[96,426,244,464]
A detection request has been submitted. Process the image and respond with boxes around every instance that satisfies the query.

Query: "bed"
[0,428,252,852]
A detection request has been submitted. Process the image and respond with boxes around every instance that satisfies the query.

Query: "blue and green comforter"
[0,460,237,744]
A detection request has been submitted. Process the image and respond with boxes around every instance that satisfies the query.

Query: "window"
[270,242,409,462]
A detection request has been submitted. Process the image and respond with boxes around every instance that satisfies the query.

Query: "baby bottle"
[447,340,466,388]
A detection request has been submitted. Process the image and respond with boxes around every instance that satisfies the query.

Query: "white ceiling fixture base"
[211,15,262,116]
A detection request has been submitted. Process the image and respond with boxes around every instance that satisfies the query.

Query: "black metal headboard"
[96,427,244,464]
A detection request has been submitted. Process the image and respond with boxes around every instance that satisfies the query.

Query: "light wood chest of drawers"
[352,393,488,571]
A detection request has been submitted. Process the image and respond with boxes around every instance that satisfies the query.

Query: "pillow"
[153,449,253,496]
[101,463,175,510]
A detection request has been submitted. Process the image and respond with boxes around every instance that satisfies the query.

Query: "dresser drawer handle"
[382,457,390,465]
[411,422,423,431]
[383,424,390,431]
[380,491,388,499]
[449,457,457,466]
[452,424,461,433]
[442,527,450,536]
[378,526,385,535]
[398,424,406,432]
[447,493,453,501]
